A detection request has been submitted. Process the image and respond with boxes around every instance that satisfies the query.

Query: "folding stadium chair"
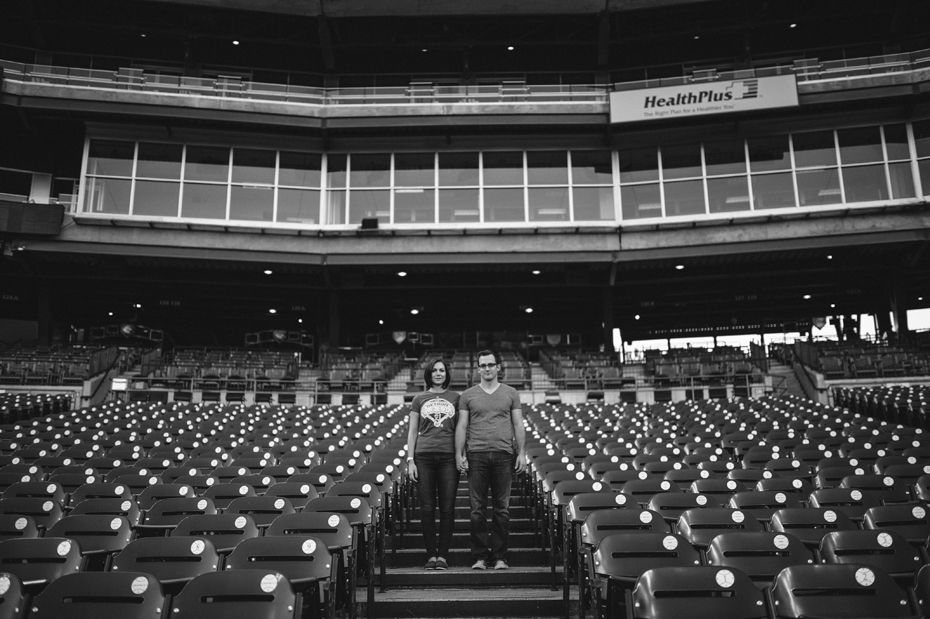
[769,507,858,550]
[344,469,400,560]
[225,496,296,528]
[677,507,764,550]
[839,474,913,504]
[727,490,802,524]
[646,492,719,523]
[170,513,260,554]
[771,564,917,619]
[1,481,66,504]
[110,536,220,596]
[202,482,258,510]
[137,483,197,511]
[618,479,680,508]
[169,570,299,619]
[0,514,38,542]
[45,515,133,570]
[265,481,320,510]
[630,566,767,619]
[65,481,135,509]
[915,564,930,618]
[290,473,337,495]
[0,537,83,592]
[326,481,386,591]
[225,536,336,619]
[807,487,881,521]
[27,571,167,619]
[819,529,924,586]
[587,532,701,619]
[548,479,611,591]
[706,531,813,588]
[862,504,930,545]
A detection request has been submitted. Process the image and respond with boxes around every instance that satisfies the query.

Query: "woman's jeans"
[414,451,459,558]
[466,450,514,563]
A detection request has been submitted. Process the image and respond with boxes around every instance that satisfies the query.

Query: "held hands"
[456,453,468,473]
[407,461,418,482]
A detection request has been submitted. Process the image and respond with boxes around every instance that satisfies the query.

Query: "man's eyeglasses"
[477,363,498,370]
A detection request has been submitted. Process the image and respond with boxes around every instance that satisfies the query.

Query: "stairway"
[360,475,573,618]
[530,363,557,391]
[768,362,808,399]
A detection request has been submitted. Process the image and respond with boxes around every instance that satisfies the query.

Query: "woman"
[406,357,460,570]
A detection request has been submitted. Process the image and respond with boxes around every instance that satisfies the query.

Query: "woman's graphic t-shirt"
[410,390,460,454]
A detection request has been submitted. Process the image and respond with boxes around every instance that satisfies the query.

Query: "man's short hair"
[476,349,498,365]
[422,356,451,390]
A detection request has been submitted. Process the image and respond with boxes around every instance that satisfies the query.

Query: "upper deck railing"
[2,47,929,108]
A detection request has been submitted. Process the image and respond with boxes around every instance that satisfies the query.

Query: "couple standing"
[405,350,527,570]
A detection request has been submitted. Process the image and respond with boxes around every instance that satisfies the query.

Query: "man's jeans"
[414,451,459,558]
[466,450,514,562]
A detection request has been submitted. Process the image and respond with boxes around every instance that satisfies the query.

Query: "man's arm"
[455,404,470,472]
[511,406,526,473]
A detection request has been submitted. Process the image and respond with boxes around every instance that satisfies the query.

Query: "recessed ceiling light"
[826,255,832,260]
[397,271,407,277]
[830,304,836,308]
[507,46,514,51]
[379,319,384,325]
[298,319,303,323]
[790,23,797,28]
[269,309,277,314]
[675,265,684,270]
[803,295,811,300]
[421,48,427,52]
[108,312,113,316]
[140,34,147,38]
[232,40,240,46]
[634,314,640,320]
[264,269,272,275]
[410,309,419,315]
[693,36,700,40]
[525,307,533,314]
[532,270,540,275]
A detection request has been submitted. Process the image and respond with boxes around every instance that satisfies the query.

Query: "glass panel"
[793,131,836,168]
[327,190,346,224]
[704,139,747,176]
[526,151,568,185]
[87,139,134,177]
[528,187,569,221]
[327,154,348,188]
[620,184,662,219]
[796,168,841,206]
[185,146,230,182]
[438,152,479,186]
[349,154,390,188]
[232,149,275,185]
[279,152,322,188]
[133,180,179,216]
[707,176,750,213]
[883,124,910,161]
[920,160,930,196]
[838,127,883,165]
[484,188,524,221]
[230,186,274,221]
[661,144,702,180]
[394,153,435,187]
[888,162,915,199]
[348,189,390,224]
[748,135,791,172]
[842,164,888,202]
[181,183,227,219]
[619,147,659,184]
[277,189,319,223]
[483,152,524,186]
[751,173,795,209]
[664,180,705,216]
[438,189,479,222]
[916,120,930,158]
[573,186,613,221]
[394,188,435,223]
[571,151,612,185]
[84,177,131,213]
[137,143,182,179]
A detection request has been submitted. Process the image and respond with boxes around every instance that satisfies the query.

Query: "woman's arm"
[406,409,421,481]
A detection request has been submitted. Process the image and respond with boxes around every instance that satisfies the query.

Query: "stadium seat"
[770,507,858,549]
[27,572,167,619]
[225,496,296,528]
[170,513,260,554]
[630,566,767,619]
[819,529,924,585]
[706,531,813,588]
[45,515,133,569]
[168,570,299,619]
[0,537,82,591]
[110,536,220,595]
[677,508,764,549]
[862,504,930,544]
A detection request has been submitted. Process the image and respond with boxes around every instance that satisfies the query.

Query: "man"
[455,349,526,570]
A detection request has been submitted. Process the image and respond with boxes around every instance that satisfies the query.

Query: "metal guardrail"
[2,47,929,108]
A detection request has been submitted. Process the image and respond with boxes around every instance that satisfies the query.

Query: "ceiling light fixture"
[410,309,419,315]
[397,271,407,277]
[803,294,811,300]
[269,309,277,314]
[264,269,272,275]
[232,40,240,46]
[675,265,684,270]
[507,46,514,51]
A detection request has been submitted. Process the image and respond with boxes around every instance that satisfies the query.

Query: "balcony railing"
[3,46,929,109]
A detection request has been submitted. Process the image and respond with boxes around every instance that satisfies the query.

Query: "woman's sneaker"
[435,557,448,570]
[471,559,487,570]
[424,557,437,569]
[493,560,509,570]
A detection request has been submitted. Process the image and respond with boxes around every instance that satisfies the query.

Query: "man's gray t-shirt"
[459,384,521,454]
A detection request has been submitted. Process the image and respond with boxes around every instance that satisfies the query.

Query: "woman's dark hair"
[422,357,451,390]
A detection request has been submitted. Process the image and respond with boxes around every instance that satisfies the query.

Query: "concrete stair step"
[379,565,561,587]
[399,518,540,533]
[358,585,575,618]
[391,530,541,550]
[386,547,550,568]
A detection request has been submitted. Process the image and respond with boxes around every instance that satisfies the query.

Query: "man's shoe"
[435,557,448,570]
[424,557,437,570]
[493,560,509,570]
[471,559,487,570]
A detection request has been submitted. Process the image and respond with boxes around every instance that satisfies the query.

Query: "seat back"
[631,566,767,619]
[0,537,82,589]
[581,508,669,548]
[677,508,763,549]
[862,504,930,544]
[225,496,295,528]
[265,512,354,551]
[28,572,166,619]
[225,535,334,584]
[819,530,923,580]
[705,531,813,586]
[771,564,915,618]
[111,536,220,586]
[170,514,260,554]
[592,532,701,585]
[45,515,133,556]
[170,570,297,619]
